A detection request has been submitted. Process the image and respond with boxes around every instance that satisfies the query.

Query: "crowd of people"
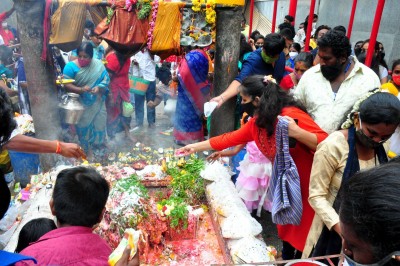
[177,13,400,264]
[0,4,400,266]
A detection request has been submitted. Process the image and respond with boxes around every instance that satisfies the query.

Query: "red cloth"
[0,28,14,46]
[210,106,328,251]
[17,226,112,266]
[280,74,295,91]
[0,13,6,23]
[105,52,131,122]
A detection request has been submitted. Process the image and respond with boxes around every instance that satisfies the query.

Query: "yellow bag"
[49,0,87,52]
[150,2,184,59]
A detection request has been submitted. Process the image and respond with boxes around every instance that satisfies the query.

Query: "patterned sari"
[63,59,110,151]
[173,50,210,144]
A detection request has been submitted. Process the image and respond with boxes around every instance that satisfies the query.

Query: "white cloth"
[293,28,315,48]
[379,65,388,80]
[131,50,159,81]
[10,128,21,140]
[0,35,4,46]
[294,56,381,134]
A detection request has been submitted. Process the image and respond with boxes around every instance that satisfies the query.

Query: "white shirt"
[293,28,316,48]
[293,56,381,133]
[132,50,160,81]
[379,65,388,80]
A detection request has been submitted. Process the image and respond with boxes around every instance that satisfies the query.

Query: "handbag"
[129,75,150,96]
[267,117,303,225]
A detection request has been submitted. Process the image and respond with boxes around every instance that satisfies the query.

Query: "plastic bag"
[163,98,177,116]
[204,101,218,117]
[149,2,184,59]
[49,0,87,51]
[122,101,134,117]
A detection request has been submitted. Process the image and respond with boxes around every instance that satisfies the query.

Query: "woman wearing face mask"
[177,75,328,259]
[250,34,265,51]
[63,42,110,156]
[285,42,301,69]
[360,40,389,84]
[281,52,313,92]
[302,90,400,259]
[339,162,400,266]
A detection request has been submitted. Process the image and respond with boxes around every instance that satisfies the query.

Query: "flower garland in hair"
[147,0,158,49]
[341,89,381,129]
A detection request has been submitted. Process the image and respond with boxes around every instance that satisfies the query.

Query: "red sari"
[209,106,328,252]
[105,52,131,137]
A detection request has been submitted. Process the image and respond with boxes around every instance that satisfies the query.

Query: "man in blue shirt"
[211,33,286,107]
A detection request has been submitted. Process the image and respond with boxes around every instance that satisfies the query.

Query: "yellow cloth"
[0,149,12,173]
[302,131,385,258]
[294,56,381,133]
[380,82,400,158]
[150,2,185,59]
[381,82,399,96]
[309,38,317,49]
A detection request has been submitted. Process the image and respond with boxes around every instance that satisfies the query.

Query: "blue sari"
[173,50,210,144]
[63,59,110,151]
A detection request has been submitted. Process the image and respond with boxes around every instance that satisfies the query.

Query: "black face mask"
[320,60,344,81]
[355,129,383,149]
[354,47,362,57]
[380,51,385,60]
[241,102,256,116]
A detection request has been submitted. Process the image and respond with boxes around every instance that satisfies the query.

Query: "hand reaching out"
[210,95,224,108]
[59,142,87,160]
[115,248,140,266]
[175,145,196,157]
[206,151,222,163]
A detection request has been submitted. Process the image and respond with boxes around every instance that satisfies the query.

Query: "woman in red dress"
[105,49,132,140]
[280,52,313,92]
[177,75,328,259]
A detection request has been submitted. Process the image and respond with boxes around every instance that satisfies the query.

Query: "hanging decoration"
[205,0,216,26]
[184,0,216,45]
[146,0,159,50]
[191,0,204,12]
[124,0,152,20]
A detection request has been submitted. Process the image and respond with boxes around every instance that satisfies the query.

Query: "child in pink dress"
[208,140,272,215]
[235,141,272,213]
